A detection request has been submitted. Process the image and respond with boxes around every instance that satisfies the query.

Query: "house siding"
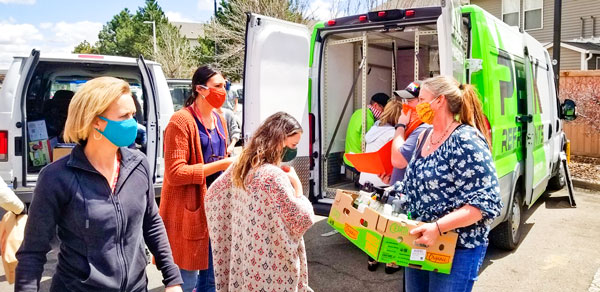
[471,0,600,44]
[548,46,582,69]
[471,0,501,19]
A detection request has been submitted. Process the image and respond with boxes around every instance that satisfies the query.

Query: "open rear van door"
[16,50,40,189]
[524,48,550,205]
[437,0,467,82]
[137,56,159,182]
[242,13,311,193]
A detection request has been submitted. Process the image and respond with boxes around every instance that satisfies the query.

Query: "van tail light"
[359,15,368,22]
[327,20,336,26]
[378,11,387,17]
[405,10,415,17]
[0,131,7,162]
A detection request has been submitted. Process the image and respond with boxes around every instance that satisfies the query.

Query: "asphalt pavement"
[0,187,599,291]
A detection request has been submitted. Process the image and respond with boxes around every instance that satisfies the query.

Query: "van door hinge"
[465,58,483,73]
[516,115,533,123]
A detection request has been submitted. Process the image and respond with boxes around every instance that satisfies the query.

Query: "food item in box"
[28,140,51,166]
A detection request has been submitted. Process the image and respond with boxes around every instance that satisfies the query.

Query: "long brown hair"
[422,76,492,148]
[232,112,303,189]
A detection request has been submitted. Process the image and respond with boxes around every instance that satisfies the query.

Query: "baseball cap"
[394,81,421,99]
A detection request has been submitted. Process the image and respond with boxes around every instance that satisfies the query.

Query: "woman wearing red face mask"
[159,66,235,292]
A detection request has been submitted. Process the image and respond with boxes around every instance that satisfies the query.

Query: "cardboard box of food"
[327,190,383,259]
[52,147,73,161]
[376,214,458,274]
[328,189,458,274]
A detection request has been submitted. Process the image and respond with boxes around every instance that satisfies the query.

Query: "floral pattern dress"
[205,164,315,292]
[401,124,503,248]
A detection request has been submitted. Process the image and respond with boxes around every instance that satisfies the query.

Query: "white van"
[0,50,174,202]
[241,1,576,249]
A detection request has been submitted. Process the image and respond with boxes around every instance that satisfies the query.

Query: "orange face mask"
[199,85,227,108]
[416,96,440,124]
[402,103,415,115]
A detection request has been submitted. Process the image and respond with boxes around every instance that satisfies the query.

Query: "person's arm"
[15,168,62,291]
[391,109,412,169]
[141,160,183,289]
[268,168,314,241]
[411,129,502,246]
[0,179,24,214]
[163,120,233,187]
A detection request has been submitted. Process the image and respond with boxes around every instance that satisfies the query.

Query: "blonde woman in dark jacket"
[16,77,182,292]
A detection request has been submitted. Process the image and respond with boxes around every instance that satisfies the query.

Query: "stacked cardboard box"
[328,189,458,274]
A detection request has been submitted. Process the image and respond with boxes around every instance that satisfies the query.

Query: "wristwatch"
[394,123,406,130]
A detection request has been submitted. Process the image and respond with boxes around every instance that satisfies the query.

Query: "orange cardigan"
[159,107,228,271]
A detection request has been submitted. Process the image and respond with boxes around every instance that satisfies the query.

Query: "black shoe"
[385,263,402,274]
[368,260,380,272]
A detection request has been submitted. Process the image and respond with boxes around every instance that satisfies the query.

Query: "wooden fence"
[560,70,600,158]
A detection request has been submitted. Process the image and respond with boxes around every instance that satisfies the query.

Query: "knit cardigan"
[159,107,228,271]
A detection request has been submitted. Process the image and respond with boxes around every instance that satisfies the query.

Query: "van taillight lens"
[359,15,367,22]
[405,10,415,17]
[327,20,336,26]
[0,131,7,162]
[378,11,387,17]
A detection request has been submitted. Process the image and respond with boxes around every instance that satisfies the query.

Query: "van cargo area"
[318,24,440,199]
[24,61,149,176]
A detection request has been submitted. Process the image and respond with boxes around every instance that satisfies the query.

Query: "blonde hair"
[63,77,131,143]
[422,76,492,148]
[232,112,302,190]
[378,99,403,127]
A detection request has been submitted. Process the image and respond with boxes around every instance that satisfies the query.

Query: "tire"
[548,162,566,191]
[490,191,523,251]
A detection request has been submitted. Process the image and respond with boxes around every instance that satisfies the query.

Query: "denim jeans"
[179,245,215,292]
[405,244,487,292]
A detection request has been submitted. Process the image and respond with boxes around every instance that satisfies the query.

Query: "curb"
[572,178,600,191]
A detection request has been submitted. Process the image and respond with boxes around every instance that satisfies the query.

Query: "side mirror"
[561,99,577,121]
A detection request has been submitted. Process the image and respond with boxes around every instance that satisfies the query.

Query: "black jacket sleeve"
[15,166,65,291]
[141,160,183,287]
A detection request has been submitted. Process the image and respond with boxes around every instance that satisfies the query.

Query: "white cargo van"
[241,1,577,249]
[0,50,174,202]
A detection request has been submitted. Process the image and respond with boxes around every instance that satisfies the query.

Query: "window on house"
[503,0,520,27]
[596,57,600,70]
[524,0,543,30]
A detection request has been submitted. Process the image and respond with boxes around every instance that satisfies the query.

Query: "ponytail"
[459,84,492,150]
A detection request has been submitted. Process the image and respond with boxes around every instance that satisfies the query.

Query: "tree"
[155,23,194,78]
[72,40,99,54]
[73,0,169,58]
[198,0,311,81]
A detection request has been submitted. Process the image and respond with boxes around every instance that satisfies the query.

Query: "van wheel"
[548,163,566,191]
[490,192,523,251]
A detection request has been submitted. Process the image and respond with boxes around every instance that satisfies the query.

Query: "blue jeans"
[179,245,215,292]
[405,244,487,292]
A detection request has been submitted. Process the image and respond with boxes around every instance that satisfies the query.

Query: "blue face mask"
[96,116,137,147]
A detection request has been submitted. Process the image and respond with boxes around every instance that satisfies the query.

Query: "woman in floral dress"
[205,112,315,292]
[401,76,503,292]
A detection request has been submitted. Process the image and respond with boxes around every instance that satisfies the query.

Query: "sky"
[0,0,335,69]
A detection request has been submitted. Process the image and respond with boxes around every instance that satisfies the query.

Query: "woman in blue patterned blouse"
[401,75,502,292]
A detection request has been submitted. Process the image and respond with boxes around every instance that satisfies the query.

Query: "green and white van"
[241,0,577,249]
